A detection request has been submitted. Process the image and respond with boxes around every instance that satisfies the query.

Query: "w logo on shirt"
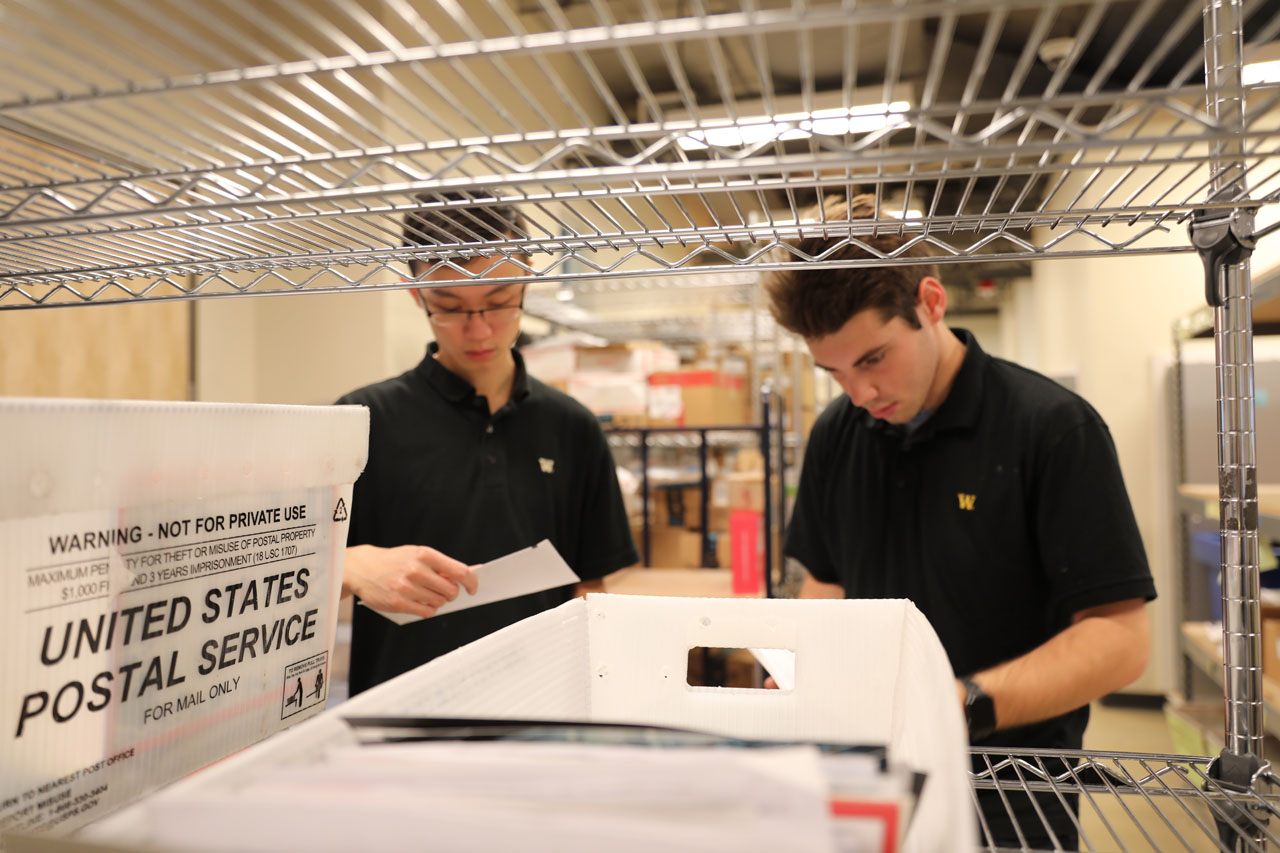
[538,457,555,474]
[957,493,977,511]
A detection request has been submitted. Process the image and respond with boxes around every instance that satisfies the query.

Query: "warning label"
[281,652,328,721]
[1,485,351,836]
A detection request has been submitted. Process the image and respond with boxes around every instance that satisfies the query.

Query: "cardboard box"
[566,372,648,418]
[656,484,704,529]
[763,351,820,436]
[734,447,765,472]
[1263,612,1280,683]
[728,471,766,512]
[575,341,680,376]
[647,526,705,569]
[522,340,679,385]
[0,398,368,838]
[648,370,752,427]
[82,596,975,852]
[706,505,731,532]
[652,485,730,535]
[714,529,731,569]
[519,341,597,384]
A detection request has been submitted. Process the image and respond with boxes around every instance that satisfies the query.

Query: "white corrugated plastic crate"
[0,397,368,839]
[77,594,973,852]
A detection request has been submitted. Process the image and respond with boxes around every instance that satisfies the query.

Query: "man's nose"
[463,312,494,336]
[842,376,877,408]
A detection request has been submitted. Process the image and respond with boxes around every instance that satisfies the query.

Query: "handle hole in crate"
[686,646,794,689]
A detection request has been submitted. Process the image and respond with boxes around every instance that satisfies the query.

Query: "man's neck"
[922,327,967,411]
[435,348,517,414]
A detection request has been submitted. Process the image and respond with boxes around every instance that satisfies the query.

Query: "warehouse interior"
[5,0,1280,850]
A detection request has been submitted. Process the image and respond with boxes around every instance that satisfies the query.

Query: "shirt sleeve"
[1034,415,1157,628]
[784,417,839,585]
[571,419,639,580]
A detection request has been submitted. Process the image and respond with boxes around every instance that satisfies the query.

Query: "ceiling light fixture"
[640,85,915,153]
[1244,41,1280,85]
[1244,58,1280,85]
[678,101,911,150]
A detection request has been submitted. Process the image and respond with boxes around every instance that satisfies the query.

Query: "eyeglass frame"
[421,292,525,327]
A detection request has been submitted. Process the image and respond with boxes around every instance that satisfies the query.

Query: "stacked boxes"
[647,370,752,427]
[646,484,715,569]
[643,451,769,573]
[521,339,680,426]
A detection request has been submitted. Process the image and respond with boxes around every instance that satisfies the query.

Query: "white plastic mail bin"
[79,594,973,852]
[0,397,368,838]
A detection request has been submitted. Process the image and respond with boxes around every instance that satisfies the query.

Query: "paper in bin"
[749,647,796,690]
[370,539,580,625]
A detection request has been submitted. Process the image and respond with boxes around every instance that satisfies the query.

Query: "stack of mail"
[78,594,972,852]
[139,738,840,852]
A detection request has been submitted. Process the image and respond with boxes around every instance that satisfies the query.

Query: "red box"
[729,509,762,594]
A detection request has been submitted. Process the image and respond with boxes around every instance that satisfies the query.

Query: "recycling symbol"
[333,498,348,522]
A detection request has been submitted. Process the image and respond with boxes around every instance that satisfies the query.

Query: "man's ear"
[408,286,426,310]
[917,276,947,324]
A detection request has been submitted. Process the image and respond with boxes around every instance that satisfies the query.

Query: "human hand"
[763,676,779,690]
[342,544,478,619]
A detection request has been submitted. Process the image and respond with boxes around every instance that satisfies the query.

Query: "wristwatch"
[961,676,997,741]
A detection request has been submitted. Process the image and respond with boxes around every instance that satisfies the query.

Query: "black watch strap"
[961,676,997,741]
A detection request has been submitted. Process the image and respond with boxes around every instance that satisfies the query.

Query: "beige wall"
[194,288,427,405]
[0,302,190,400]
[1018,245,1205,694]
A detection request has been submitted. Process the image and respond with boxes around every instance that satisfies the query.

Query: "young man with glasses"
[336,194,638,695]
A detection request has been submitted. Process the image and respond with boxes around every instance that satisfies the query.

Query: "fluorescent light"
[678,101,910,150]
[1244,58,1280,85]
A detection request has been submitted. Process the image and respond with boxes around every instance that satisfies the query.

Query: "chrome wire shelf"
[971,748,1280,852]
[2,0,1280,307]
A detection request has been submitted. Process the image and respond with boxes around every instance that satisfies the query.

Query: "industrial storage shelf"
[605,426,801,449]
[970,747,1280,852]
[1177,264,1280,339]
[1181,620,1280,741]
[1177,483,1280,542]
[6,1,1280,849]
[3,0,1280,307]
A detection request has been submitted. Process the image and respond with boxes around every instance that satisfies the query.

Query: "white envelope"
[370,539,580,625]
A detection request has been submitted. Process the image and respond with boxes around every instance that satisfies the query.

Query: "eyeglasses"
[424,298,524,327]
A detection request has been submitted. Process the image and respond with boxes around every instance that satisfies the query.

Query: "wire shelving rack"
[4,0,1280,849]
[0,0,1277,309]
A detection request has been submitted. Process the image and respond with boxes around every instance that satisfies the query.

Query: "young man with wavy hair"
[768,194,1156,849]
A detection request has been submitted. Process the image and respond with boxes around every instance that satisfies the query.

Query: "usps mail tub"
[79,594,973,852]
[0,397,368,839]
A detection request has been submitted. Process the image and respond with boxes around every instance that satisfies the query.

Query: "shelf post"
[761,382,775,599]
[1195,0,1271,845]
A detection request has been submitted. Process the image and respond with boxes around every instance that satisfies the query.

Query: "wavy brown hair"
[765,194,939,338]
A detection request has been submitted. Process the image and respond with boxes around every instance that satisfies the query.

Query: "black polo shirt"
[785,329,1155,750]
[337,343,638,695]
